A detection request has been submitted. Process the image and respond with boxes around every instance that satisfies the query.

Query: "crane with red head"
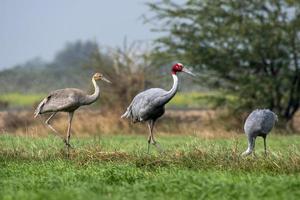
[121,63,195,153]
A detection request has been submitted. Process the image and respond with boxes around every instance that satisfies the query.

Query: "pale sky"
[0,0,160,69]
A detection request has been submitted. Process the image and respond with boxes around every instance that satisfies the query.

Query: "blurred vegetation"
[0,93,45,107]
[147,0,300,128]
[0,91,238,110]
[0,41,97,93]
[168,91,237,109]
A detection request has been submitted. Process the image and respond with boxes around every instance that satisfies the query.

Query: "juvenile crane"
[121,63,195,153]
[34,72,111,152]
[242,109,278,156]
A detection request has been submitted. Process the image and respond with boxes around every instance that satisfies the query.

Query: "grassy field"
[168,91,236,109]
[0,91,234,109]
[0,134,300,200]
[0,93,45,107]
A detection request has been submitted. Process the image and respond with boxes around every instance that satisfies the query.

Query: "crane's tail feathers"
[34,98,47,118]
[121,110,129,119]
[33,112,39,118]
[121,105,132,119]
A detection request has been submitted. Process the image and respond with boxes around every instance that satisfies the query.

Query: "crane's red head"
[171,63,196,76]
[171,63,184,74]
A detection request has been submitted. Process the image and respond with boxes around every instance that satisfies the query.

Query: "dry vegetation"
[1,108,299,139]
[0,108,241,138]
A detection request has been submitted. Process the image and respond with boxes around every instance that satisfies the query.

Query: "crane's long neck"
[84,78,100,105]
[160,73,179,105]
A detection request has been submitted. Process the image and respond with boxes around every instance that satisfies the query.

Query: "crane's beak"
[102,76,111,83]
[182,67,196,76]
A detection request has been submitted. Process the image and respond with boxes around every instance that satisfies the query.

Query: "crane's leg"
[252,137,256,157]
[148,120,163,153]
[147,121,152,154]
[263,136,267,156]
[65,112,74,156]
[45,112,66,144]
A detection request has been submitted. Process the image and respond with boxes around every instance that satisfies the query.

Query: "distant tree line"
[0,41,99,93]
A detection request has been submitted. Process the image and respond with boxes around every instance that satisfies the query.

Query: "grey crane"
[121,63,195,153]
[242,109,278,156]
[34,72,111,153]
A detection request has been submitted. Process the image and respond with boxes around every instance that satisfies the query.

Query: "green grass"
[0,134,300,200]
[0,93,45,107]
[0,91,236,109]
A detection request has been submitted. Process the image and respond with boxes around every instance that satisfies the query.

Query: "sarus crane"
[34,72,111,153]
[242,109,278,156]
[121,63,195,153]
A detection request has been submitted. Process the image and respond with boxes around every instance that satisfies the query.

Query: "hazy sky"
[0,0,159,69]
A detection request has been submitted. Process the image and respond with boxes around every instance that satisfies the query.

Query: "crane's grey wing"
[121,88,167,122]
[260,110,277,134]
[34,89,83,116]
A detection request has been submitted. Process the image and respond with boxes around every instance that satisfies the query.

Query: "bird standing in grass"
[121,63,195,153]
[242,109,278,156]
[34,72,111,154]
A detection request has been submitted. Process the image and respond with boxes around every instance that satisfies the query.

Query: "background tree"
[147,0,300,128]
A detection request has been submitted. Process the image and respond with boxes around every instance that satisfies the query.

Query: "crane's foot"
[153,142,165,155]
[147,142,151,154]
[62,139,74,159]
[63,139,73,149]
[65,144,73,156]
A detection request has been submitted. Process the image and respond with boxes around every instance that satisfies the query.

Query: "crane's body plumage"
[34,73,109,154]
[122,74,178,122]
[242,109,278,156]
[35,88,97,115]
[244,109,277,137]
[122,88,169,122]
